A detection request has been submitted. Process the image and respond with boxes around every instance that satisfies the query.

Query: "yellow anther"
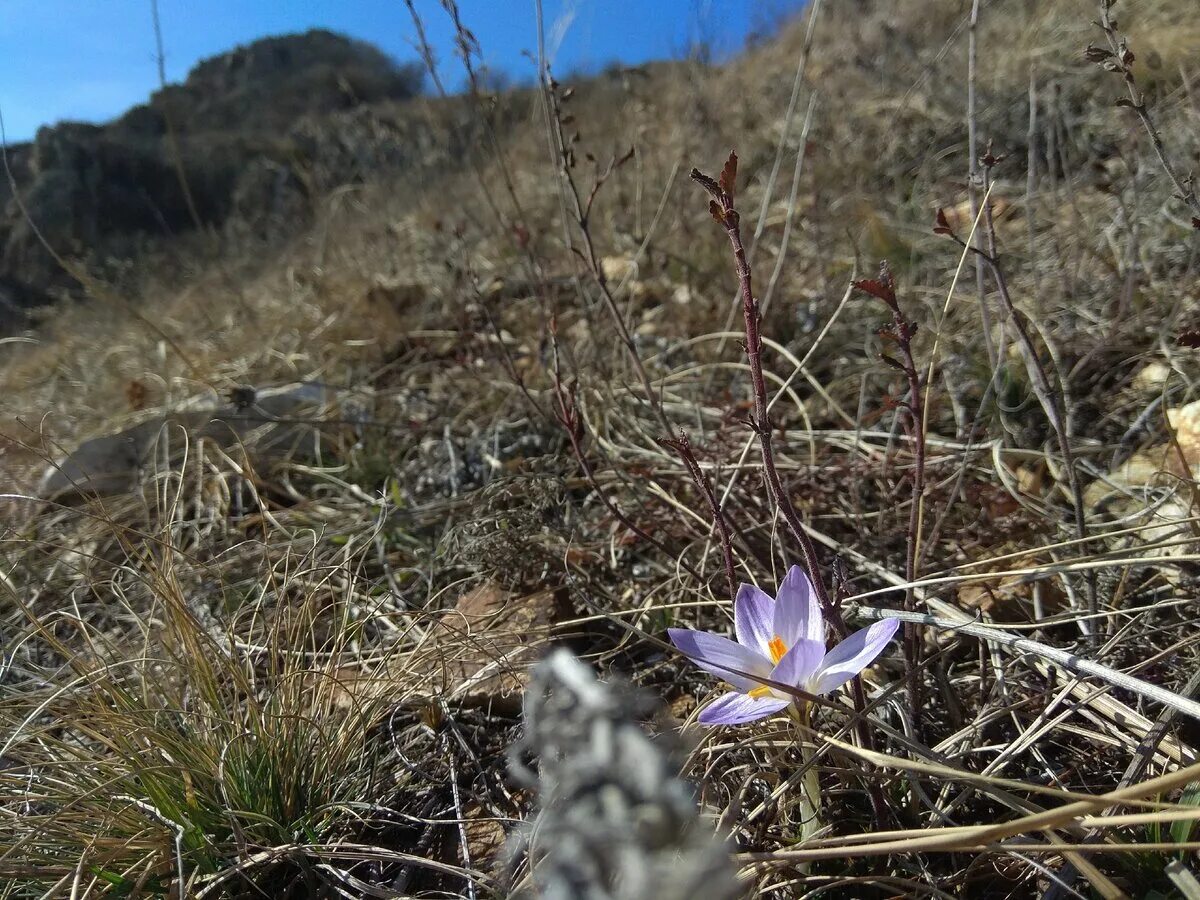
[768,635,787,665]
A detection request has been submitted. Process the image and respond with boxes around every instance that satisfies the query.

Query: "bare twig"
[659,430,738,602]
[403,0,550,293]
[1089,1,1200,219]
[540,65,671,435]
[550,326,697,580]
[966,0,997,370]
[936,173,1096,644]
[149,0,204,233]
[691,155,839,626]
[853,264,927,738]
[692,152,890,827]
[856,607,1200,723]
[696,157,835,619]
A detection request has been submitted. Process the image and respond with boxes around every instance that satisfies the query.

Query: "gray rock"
[39,382,336,502]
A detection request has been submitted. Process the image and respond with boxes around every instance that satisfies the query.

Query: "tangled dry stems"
[3,0,1200,896]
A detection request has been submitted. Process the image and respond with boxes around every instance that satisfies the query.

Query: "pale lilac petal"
[668,628,772,692]
[770,638,825,693]
[734,583,775,656]
[809,619,900,695]
[774,565,824,648]
[698,691,791,725]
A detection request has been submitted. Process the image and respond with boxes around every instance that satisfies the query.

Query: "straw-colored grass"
[4,0,1200,895]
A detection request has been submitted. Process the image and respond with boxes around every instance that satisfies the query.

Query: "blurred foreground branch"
[508,650,740,900]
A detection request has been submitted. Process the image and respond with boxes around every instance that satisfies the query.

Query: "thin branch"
[149,0,203,232]
[966,0,998,370]
[659,431,738,602]
[690,156,840,631]
[550,329,698,581]
[692,153,890,828]
[852,264,927,739]
[540,66,671,435]
[1089,1,1200,219]
[856,607,1200,723]
[937,176,1097,645]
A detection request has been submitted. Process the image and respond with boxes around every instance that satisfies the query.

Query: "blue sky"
[0,0,800,143]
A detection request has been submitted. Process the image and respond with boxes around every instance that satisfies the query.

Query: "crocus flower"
[668,565,899,725]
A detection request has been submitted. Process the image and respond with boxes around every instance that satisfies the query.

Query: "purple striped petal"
[810,619,900,695]
[668,628,771,692]
[770,637,825,693]
[774,565,824,649]
[734,583,775,657]
[698,691,791,725]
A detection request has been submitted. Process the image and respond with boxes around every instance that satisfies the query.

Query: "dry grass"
[4,0,1200,896]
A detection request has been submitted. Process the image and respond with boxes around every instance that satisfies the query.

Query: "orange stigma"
[768,635,787,665]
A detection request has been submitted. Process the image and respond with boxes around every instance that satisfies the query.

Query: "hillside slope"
[4,1,1200,897]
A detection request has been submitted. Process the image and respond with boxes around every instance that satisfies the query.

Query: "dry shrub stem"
[550,334,698,581]
[966,0,997,370]
[1091,0,1200,220]
[404,0,548,291]
[659,430,739,603]
[852,265,926,741]
[455,247,551,422]
[150,0,204,234]
[940,171,1097,643]
[690,159,839,630]
[543,76,671,435]
[691,154,889,827]
[439,0,534,236]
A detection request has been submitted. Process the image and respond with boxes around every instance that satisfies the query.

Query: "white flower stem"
[789,704,822,843]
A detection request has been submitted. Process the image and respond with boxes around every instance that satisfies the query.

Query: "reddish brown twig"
[692,152,889,827]
[690,154,843,633]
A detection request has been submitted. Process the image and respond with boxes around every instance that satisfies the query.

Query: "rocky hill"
[0,29,434,326]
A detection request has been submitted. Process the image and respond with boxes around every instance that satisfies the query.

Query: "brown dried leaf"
[718,151,738,202]
[958,570,1064,617]
[1177,329,1200,349]
[416,581,570,712]
[852,278,893,302]
[689,167,723,200]
[125,379,148,411]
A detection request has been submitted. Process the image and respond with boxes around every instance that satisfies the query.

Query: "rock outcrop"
[0,30,433,328]
[39,382,343,502]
